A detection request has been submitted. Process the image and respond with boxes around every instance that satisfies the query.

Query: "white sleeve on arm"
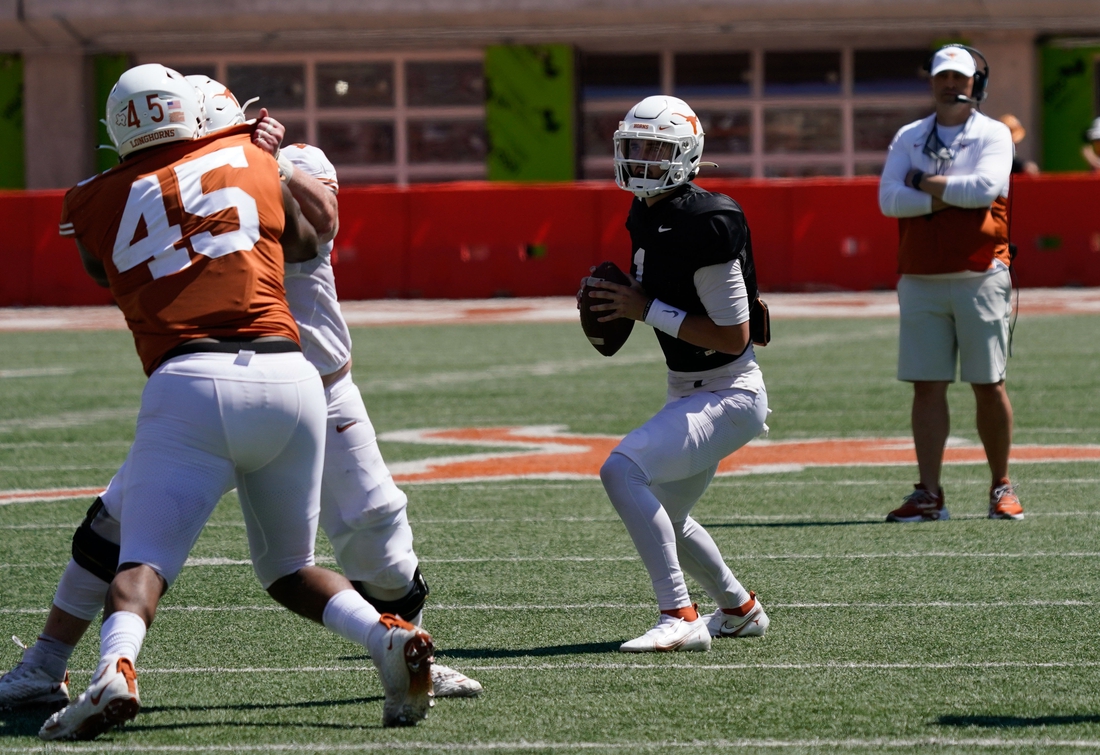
[941,122,1013,208]
[879,129,933,218]
[695,259,749,326]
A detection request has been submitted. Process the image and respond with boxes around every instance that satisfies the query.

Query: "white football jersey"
[280,144,353,377]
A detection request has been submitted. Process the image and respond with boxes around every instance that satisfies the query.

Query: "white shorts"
[318,372,416,588]
[897,271,1011,384]
[106,350,326,589]
[611,387,769,522]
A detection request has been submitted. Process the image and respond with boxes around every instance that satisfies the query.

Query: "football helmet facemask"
[186,75,246,133]
[614,96,705,198]
[106,64,206,158]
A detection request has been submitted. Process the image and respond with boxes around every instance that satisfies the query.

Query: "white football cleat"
[39,655,139,741]
[431,663,482,698]
[620,614,712,653]
[374,614,435,727]
[0,640,69,709]
[706,592,770,638]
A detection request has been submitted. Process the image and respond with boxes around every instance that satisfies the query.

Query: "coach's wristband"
[910,170,924,191]
[644,298,687,338]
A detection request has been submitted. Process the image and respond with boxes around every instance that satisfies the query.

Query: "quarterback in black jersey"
[588,96,770,653]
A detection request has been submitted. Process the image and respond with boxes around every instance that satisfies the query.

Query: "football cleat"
[989,479,1024,520]
[431,663,482,698]
[0,638,69,709]
[39,655,139,741]
[374,614,435,727]
[707,592,770,638]
[886,484,948,523]
[620,614,711,653]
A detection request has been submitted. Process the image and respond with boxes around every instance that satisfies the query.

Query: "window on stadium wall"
[579,47,932,179]
[152,53,486,185]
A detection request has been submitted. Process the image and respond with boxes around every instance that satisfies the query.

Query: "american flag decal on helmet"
[166,98,186,123]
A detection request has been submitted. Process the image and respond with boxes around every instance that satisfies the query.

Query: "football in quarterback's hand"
[579,261,634,357]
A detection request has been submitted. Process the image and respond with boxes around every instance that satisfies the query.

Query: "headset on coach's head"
[923,44,990,105]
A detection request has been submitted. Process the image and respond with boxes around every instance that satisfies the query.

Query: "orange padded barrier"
[2,175,1098,306]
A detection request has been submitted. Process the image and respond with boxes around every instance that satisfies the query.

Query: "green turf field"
[1,312,1099,753]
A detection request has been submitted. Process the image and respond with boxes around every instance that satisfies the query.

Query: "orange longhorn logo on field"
[380,426,1100,485]
[3,427,1099,505]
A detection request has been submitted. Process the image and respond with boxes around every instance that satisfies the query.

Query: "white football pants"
[319,371,417,591]
[103,351,326,589]
[55,367,415,619]
[601,387,768,611]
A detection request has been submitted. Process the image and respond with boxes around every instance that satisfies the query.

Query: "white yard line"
[6,551,1100,570]
[0,367,73,379]
[7,739,1100,753]
[33,660,1098,676]
[2,600,1095,616]
[4,289,1100,333]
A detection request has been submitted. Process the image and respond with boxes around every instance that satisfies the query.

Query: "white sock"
[322,589,387,657]
[99,611,147,661]
[23,634,73,680]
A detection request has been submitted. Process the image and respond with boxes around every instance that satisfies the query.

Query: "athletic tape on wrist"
[644,298,686,338]
[277,152,295,182]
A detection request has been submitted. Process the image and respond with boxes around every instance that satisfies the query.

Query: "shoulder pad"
[280,143,338,188]
[671,185,744,218]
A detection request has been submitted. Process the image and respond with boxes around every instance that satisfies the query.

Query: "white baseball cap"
[930,46,977,78]
[1088,117,1100,142]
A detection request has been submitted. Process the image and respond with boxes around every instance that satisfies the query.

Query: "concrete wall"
[22,51,92,189]
[5,0,1100,186]
[972,32,1039,164]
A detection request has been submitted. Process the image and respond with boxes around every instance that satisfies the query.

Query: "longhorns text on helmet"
[105,64,208,158]
[106,66,255,159]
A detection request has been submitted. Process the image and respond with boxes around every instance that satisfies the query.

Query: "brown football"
[579,261,635,357]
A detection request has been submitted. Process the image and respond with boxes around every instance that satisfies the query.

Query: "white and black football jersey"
[626,183,761,375]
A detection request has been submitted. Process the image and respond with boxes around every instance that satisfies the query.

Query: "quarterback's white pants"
[55,367,413,618]
[601,387,768,611]
[103,351,326,589]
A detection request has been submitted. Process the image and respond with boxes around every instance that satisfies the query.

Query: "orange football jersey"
[60,126,299,375]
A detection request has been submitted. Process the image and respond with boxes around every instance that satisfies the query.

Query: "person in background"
[998,115,1038,175]
[878,44,1022,523]
[1083,117,1100,171]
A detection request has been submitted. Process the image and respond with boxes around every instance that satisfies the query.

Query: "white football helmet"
[186,75,246,133]
[613,96,705,198]
[106,64,206,158]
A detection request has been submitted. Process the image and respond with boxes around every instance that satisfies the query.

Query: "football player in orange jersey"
[36,65,434,740]
[1,76,480,715]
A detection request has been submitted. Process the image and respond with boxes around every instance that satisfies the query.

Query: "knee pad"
[353,567,429,621]
[71,497,121,584]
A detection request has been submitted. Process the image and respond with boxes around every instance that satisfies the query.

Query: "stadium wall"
[2,175,1099,307]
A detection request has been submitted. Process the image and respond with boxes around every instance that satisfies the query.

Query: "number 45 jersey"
[59,125,299,376]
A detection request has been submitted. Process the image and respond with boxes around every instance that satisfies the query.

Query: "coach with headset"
[878,44,1022,523]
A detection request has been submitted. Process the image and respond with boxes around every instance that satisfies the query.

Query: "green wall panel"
[94,54,132,173]
[485,45,575,182]
[0,55,24,189]
[1040,44,1098,172]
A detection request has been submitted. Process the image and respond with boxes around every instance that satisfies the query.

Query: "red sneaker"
[989,479,1024,520]
[886,484,948,522]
